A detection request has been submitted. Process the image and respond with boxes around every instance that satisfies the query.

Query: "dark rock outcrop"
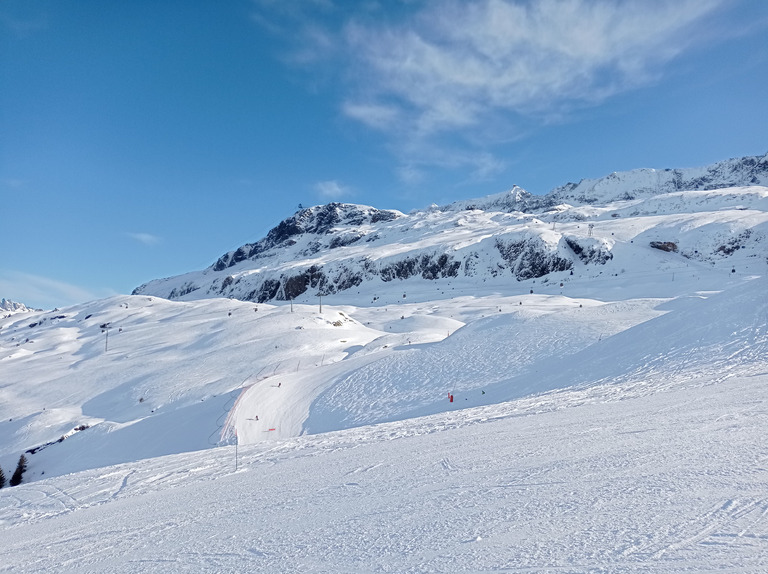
[213,203,401,272]
[495,238,573,280]
[564,236,614,265]
[650,241,678,253]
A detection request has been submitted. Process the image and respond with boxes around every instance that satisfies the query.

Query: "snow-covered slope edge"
[298,275,767,434]
[0,295,385,480]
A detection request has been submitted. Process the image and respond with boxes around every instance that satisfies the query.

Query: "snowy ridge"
[0,298,32,314]
[547,152,768,205]
[440,152,768,211]
[133,154,768,306]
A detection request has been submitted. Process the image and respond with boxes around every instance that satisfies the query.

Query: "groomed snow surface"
[1,372,766,573]
[1,270,766,571]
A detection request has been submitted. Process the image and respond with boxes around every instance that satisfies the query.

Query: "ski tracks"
[664,498,768,552]
[620,497,768,564]
[345,462,384,476]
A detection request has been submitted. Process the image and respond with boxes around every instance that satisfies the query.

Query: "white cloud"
[250,0,340,65]
[256,0,731,180]
[396,165,426,185]
[343,0,725,138]
[0,271,109,310]
[342,102,403,131]
[396,145,507,184]
[127,233,161,246]
[315,180,351,199]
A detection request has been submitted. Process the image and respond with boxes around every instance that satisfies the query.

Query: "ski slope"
[1,164,767,570]
[0,275,765,571]
[0,366,766,572]
[0,255,763,480]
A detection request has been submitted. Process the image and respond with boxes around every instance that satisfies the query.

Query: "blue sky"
[2,0,767,310]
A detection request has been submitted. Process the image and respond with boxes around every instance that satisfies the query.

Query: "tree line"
[0,454,28,488]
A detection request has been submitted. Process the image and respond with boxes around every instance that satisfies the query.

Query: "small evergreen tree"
[0,464,5,489]
[9,454,27,487]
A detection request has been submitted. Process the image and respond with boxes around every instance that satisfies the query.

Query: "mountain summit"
[0,298,32,314]
[133,153,768,304]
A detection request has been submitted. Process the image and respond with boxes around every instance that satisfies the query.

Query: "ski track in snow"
[1,373,767,572]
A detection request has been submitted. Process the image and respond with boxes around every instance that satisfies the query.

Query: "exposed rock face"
[650,241,679,253]
[132,154,768,304]
[563,236,614,265]
[380,253,462,282]
[495,237,572,280]
[167,283,199,300]
[212,203,401,272]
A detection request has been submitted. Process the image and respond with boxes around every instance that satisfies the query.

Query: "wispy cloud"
[0,271,110,310]
[342,0,724,135]
[255,0,731,180]
[126,232,161,246]
[315,180,351,199]
[0,6,49,37]
[251,0,340,65]
[342,102,403,131]
[397,144,508,185]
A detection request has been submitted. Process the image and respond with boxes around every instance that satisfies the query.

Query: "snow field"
[0,296,384,477]
[2,271,765,482]
[0,371,766,572]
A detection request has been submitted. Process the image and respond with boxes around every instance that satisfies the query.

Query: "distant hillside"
[133,154,768,305]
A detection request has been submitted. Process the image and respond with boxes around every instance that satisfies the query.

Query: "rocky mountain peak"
[1,298,31,314]
[133,153,768,306]
[212,203,402,272]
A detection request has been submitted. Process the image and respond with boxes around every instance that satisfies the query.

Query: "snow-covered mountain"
[2,154,768,571]
[3,152,766,476]
[546,151,768,204]
[0,298,32,314]
[444,152,768,211]
[133,153,768,305]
